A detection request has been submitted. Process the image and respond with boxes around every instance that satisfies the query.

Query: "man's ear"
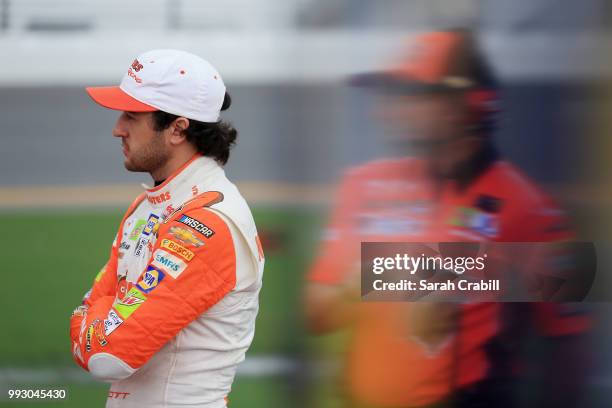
[168,117,190,145]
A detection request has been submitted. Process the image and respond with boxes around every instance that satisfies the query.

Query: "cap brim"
[85,86,158,112]
[350,71,472,95]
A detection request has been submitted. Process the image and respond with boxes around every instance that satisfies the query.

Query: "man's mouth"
[122,143,128,156]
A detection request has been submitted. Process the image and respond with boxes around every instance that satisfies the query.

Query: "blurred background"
[1,0,612,407]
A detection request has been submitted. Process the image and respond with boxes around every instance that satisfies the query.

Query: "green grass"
[0,207,323,407]
[6,208,606,407]
[0,207,322,365]
[0,211,123,366]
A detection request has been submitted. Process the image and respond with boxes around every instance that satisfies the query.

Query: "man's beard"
[124,135,169,174]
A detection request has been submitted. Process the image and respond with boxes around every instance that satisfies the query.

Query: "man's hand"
[71,305,88,318]
[69,296,115,370]
[304,263,362,334]
[69,305,88,367]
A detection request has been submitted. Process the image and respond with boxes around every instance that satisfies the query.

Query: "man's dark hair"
[151,92,237,165]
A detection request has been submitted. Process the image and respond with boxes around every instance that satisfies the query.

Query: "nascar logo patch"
[178,214,215,238]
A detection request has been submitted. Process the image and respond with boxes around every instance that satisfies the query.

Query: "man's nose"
[112,117,127,138]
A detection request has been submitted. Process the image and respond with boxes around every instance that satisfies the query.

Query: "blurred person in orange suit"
[304,29,591,408]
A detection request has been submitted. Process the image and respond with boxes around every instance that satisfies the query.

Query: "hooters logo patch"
[147,192,171,205]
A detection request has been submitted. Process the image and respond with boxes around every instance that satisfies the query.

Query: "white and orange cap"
[86,49,226,122]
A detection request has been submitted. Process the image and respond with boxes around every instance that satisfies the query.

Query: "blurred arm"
[304,280,360,334]
[518,197,593,406]
[304,171,362,334]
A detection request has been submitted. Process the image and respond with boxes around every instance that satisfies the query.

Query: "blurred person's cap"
[86,49,226,122]
[352,29,498,93]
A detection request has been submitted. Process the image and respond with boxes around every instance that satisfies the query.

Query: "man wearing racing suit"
[69,49,265,407]
[305,30,591,407]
